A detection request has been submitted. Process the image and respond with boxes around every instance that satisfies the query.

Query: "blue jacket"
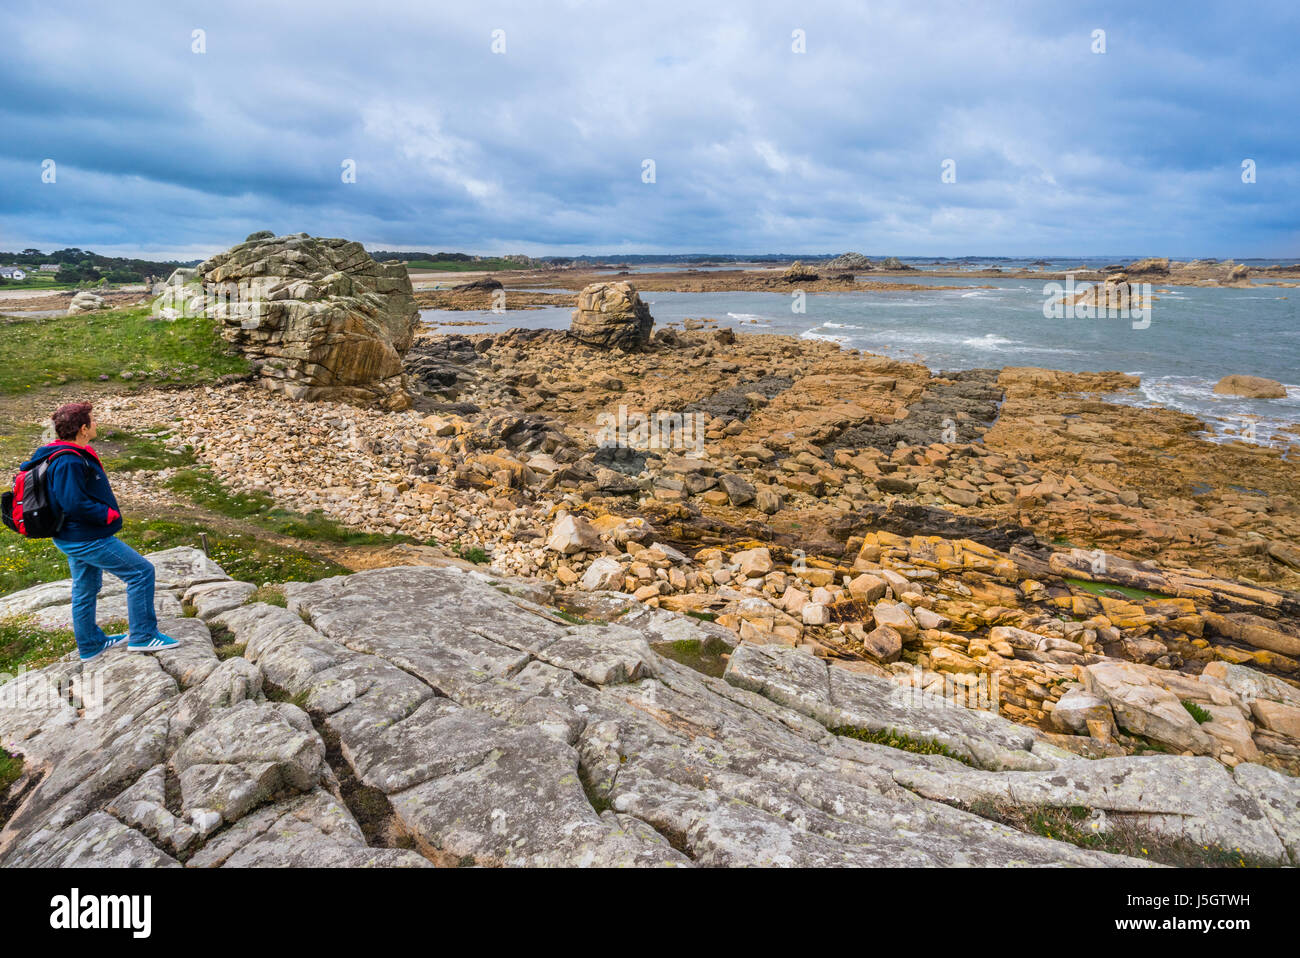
[21,442,122,541]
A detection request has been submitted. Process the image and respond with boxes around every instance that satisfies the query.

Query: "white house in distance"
[0,266,28,280]
[38,263,60,272]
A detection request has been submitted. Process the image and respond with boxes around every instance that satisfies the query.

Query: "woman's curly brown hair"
[52,402,93,440]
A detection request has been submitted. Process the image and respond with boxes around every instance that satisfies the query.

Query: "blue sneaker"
[79,634,128,664]
[128,633,181,653]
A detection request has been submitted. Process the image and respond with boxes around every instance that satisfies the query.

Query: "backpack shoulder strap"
[29,447,92,473]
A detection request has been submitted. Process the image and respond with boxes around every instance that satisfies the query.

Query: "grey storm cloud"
[0,0,1296,260]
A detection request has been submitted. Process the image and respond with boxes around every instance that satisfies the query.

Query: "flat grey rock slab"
[387,724,690,866]
[1233,762,1300,865]
[184,580,257,619]
[2,811,180,867]
[287,565,569,657]
[893,755,1289,863]
[185,789,430,868]
[723,642,1050,771]
[4,560,1295,868]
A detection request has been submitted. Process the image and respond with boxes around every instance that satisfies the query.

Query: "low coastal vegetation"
[0,520,350,596]
[0,419,43,470]
[248,584,287,607]
[830,725,974,765]
[650,638,730,677]
[451,542,489,564]
[0,306,250,394]
[0,615,128,674]
[97,427,196,472]
[1182,700,1213,724]
[960,799,1277,868]
[0,747,22,805]
[405,257,533,272]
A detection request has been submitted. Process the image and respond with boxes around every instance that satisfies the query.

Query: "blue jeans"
[52,535,159,656]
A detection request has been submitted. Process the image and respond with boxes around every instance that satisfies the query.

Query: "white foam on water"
[1112,375,1300,448]
[962,333,1015,348]
[801,328,849,344]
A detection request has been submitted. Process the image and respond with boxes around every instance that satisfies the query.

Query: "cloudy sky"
[1,0,1296,261]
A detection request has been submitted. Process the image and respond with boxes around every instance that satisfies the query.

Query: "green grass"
[0,747,22,803]
[213,641,248,661]
[0,518,351,597]
[164,467,277,516]
[684,610,718,622]
[650,638,729,678]
[248,584,287,607]
[1182,700,1212,724]
[452,543,490,564]
[2,424,194,475]
[964,799,1280,867]
[551,609,594,625]
[0,420,46,472]
[0,537,70,597]
[1063,577,1172,602]
[405,258,533,272]
[0,306,250,394]
[264,683,311,710]
[0,615,128,674]
[0,616,75,673]
[830,725,973,765]
[0,273,76,292]
[130,521,350,585]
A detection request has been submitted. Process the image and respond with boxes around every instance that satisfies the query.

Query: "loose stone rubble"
[5,550,1295,866]
[80,319,1300,782]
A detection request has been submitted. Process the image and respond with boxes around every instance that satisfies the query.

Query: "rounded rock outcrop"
[1213,375,1287,399]
[782,261,819,282]
[67,290,108,314]
[568,281,654,351]
[821,252,873,271]
[196,233,420,410]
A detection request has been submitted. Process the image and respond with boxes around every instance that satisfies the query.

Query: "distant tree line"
[368,251,477,263]
[0,248,197,285]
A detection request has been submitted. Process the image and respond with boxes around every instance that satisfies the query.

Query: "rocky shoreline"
[3,237,1297,867]
[81,310,1300,779]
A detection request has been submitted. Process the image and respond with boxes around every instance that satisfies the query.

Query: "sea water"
[422,279,1300,446]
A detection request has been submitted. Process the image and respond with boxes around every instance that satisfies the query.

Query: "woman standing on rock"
[20,402,179,663]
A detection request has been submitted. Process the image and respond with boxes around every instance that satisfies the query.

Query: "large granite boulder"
[569,282,654,351]
[195,233,420,410]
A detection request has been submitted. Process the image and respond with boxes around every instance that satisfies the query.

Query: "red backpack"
[2,448,90,538]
